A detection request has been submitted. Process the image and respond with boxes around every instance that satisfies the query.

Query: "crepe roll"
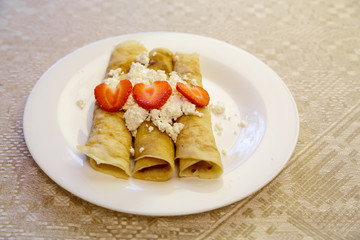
[133,121,175,181]
[174,53,223,179]
[132,48,175,181]
[78,107,132,179]
[77,41,147,179]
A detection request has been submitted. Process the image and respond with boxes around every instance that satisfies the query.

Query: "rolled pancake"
[132,48,175,181]
[174,53,223,179]
[77,41,147,179]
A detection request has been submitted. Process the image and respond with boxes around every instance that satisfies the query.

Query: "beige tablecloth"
[1,0,359,239]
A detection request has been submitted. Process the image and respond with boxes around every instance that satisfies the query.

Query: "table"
[1,0,359,239]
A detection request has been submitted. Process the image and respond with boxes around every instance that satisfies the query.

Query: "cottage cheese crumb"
[159,95,184,120]
[238,121,247,128]
[210,101,225,115]
[139,147,144,153]
[182,73,190,80]
[147,94,201,141]
[136,51,150,66]
[123,104,149,135]
[149,108,185,142]
[104,68,124,88]
[148,125,154,132]
[215,123,223,131]
[76,99,85,109]
[127,62,167,85]
[169,122,184,142]
[190,78,198,86]
[122,94,136,110]
[168,71,186,89]
[130,147,135,156]
[182,100,203,117]
[214,122,223,136]
[108,68,123,78]
[104,77,120,89]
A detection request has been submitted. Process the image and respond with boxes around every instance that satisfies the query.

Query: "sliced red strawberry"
[133,81,172,110]
[176,82,210,107]
[94,79,132,112]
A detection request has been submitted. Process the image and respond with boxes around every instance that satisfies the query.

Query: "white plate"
[23,32,299,216]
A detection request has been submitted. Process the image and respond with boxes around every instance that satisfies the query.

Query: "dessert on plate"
[77,40,223,181]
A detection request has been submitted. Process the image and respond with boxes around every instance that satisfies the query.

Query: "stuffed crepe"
[77,41,147,179]
[174,53,223,179]
[132,48,175,181]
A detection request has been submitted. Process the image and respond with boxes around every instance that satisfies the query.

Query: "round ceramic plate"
[23,32,299,216]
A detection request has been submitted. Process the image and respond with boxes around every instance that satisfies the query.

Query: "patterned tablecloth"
[1,0,359,239]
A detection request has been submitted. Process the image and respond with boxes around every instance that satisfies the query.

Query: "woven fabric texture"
[0,0,359,239]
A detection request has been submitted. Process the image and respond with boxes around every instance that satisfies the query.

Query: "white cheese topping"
[104,77,120,89]
[130,146,135,156]
[159,95,184,120]
[147,94,201,142]
[182,73,190,80]
[106,64,204,142]
[104,68,124,88]
[136,51,150,66]
[76,99,85,109]
[123,104,149,136]
[215,122,223,131]
[149,107,185,142]
[127,62,167,85]
[108,68,123,78]
[182,101,202,116]
[139,147,144,153]
[168,71,186,89]
[170,122,185,142]
[190,78,198,86]
[214,122,224,136]
[210,101,225,115]
[122,94,136,111]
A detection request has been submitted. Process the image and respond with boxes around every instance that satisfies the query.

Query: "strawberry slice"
[176,82,210,107]
[133,81,172,110]
[94,79,132,112]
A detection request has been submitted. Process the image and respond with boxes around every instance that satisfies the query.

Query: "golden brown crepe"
[132,48,176,181]
[174,53,223,179]
[106,41,146,73]
[148,48,174,74]
[77,41,147,179]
